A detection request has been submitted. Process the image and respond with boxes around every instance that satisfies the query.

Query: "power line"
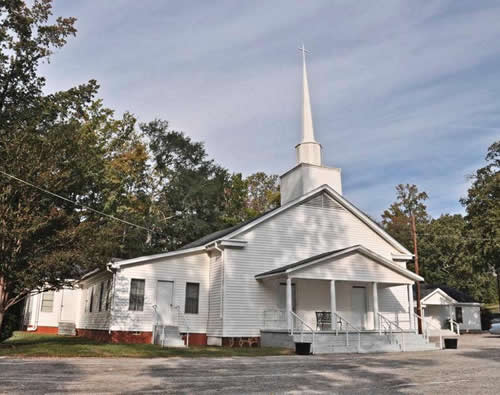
[0,169,158,234]
[417,232,498,242]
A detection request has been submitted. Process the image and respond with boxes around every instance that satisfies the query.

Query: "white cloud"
[42,0,500,217]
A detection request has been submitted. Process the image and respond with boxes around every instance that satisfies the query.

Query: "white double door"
[351,286,367,329]
[156,281,175,325]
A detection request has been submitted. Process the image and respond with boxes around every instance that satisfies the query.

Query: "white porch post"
[372,282,379,330]
[286,277,292,331]
[330,280,336,331]
[408,284,415,331]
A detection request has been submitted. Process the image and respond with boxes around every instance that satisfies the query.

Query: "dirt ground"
[0,333,499,394]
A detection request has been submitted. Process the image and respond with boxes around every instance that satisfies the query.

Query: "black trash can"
[444,338,458,349]
[295,342,311,355]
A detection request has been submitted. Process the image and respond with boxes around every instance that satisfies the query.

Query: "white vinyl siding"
[292,252,413,284]
[24,288,80,329]
[207,251,223,336]
[223,195,410,337]
[378,285,411,329]
[77,272,113,331]
[457,304,481,331]
[111,252,209,334]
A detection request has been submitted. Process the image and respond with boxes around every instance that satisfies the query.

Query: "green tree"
[461,141,500,308]
[0,82,107,333]
[418,214,496,302]
[381,184,430,252]
[245,172,280,217]
[142,120,230,251]
[0,0,103,334]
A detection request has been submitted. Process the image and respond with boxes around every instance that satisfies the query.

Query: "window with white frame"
[185,282,200,314]
[40,291,54,312]
[129,279,145,311]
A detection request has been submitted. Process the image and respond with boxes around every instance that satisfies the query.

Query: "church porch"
[255,246,435,353]
[260,278,415,333]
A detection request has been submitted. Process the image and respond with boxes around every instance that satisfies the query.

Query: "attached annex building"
[24,50,439,353]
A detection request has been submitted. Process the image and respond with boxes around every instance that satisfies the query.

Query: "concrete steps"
[154,325,186,348]
[294,332,439,354]
[58,322,76,336]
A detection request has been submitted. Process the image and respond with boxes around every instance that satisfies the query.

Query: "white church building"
[23,50,444,353]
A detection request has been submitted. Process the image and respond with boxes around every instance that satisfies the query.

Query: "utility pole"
[411,214,423,334]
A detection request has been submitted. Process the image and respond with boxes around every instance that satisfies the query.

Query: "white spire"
[296,44,322,166]
[300,44,315,143]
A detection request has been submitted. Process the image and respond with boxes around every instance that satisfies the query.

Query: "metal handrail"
[174,305,190,347]
[377,312,405,352]
[332,311,361,352]
[414,312,443,349]
[449,318,461,335]
[289,310,316,354]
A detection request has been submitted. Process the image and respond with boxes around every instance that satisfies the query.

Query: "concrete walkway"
[0,333,498,394]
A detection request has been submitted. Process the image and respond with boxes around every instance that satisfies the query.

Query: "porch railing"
[332,311,361,352]
[414,312,443,349]
[449,318,461,335]
[263,309,287,329]
[377,312,405,352]
[289,310,316,354]
[174,305,190,347]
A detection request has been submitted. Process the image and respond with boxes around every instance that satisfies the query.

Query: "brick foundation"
[221,336,261,348]
[26,326,59,334]
[181,333,208,346]
[77,329,153,344]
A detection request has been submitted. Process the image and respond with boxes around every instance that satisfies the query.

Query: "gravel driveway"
[0,333,499,394]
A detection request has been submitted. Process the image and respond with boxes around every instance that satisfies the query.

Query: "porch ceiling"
[255,245,423,284]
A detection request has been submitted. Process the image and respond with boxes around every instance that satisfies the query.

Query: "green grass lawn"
[0,331,293,358]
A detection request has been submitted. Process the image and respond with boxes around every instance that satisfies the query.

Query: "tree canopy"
[0,0,281,334]
[381,145,500,305]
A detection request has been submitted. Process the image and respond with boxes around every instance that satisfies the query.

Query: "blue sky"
[42,1,500,219]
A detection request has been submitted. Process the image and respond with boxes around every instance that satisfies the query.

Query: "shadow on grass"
[1,332,293,358]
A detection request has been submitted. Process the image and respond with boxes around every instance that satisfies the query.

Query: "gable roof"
[255,245,423,281]
[416,284,477,304]
[182,184,413,256]
[106,184,412,270]
[180,207,279,250]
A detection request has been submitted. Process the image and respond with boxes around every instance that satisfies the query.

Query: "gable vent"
[304,193,344,210]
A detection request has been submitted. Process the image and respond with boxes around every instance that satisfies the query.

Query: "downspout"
[107,263,117,335]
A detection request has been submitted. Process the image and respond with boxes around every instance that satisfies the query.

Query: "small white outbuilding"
[419,286,482,332]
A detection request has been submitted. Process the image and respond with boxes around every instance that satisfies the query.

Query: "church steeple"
[296,44,322,166]
[279,44,342,205]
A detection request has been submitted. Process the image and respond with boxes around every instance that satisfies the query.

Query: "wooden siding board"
[223,199,411,337]
[111,252,209,334]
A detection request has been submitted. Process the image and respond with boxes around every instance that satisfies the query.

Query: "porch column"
[372,282,379,330]
[407,284,415,331]
[330,280,336,331]
[286,277,292,331]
